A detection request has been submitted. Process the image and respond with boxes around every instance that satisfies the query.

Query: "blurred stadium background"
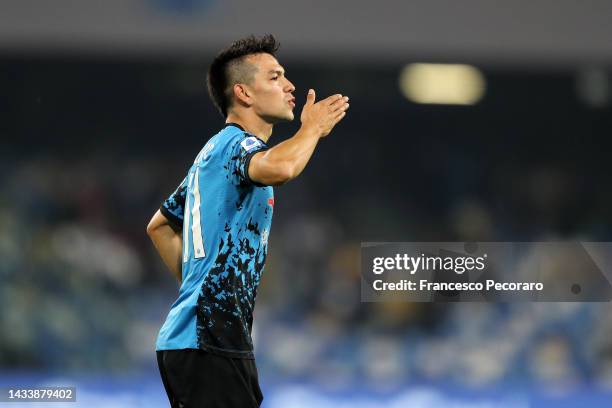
[2,1,612,407]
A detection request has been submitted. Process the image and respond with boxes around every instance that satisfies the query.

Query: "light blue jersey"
[156,123,274,359]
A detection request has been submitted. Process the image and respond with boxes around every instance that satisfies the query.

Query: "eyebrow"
[268,69,285,76]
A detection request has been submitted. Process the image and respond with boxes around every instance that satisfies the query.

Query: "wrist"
[299,123,323,139]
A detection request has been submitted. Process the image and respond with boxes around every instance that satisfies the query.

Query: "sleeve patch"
[240,137,263,152]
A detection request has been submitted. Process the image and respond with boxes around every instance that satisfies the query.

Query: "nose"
[285,78,296,93]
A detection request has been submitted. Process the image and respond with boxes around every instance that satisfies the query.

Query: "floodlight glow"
[399,63,486,105]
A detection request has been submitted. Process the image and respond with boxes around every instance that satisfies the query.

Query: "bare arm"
[248,90,349,186]
[146,209,183,284]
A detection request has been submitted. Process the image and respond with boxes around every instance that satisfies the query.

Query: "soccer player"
[146,34,349,407]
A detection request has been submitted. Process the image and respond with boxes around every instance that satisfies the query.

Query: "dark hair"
[207,34,280,117]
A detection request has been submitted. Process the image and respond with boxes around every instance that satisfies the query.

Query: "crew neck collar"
[224,122,245,131]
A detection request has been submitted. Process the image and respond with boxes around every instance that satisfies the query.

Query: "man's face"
[243,53,296,123]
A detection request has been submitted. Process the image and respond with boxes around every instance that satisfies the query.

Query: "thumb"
[306,88,315,105]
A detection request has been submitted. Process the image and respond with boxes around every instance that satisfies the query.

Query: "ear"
[233,83,253,106]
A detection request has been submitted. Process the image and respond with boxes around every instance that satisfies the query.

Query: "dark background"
[2,3,612,406]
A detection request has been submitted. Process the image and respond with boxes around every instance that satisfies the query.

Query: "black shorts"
[156,349,263,408]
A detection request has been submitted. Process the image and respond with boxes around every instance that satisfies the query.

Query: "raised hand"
[300,89,350,138]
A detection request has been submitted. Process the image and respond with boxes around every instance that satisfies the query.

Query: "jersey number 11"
[183,168,205,262]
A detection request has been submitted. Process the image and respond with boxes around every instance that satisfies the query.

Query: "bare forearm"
[261,125,320,181]
[149,225,183,283]
[146,206,185,284]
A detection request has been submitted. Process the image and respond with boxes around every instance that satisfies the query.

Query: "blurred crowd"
[2,59,612,395]
[2,146,612,394]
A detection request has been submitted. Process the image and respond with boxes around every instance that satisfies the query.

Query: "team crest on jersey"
[240,137,262,152]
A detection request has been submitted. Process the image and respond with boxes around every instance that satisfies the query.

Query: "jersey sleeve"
[160,176,187,229]
[229,135,269,186]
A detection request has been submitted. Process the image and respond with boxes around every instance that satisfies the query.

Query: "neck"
[225,110,273,142]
